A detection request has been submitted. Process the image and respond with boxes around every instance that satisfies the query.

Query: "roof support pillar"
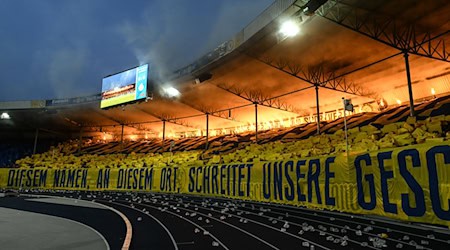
[162,120,166,151]
[315,84,321,134]
[254,102,258,143]
[403,51,415,117]
[205,113,209,150]
[120,124,124,145]
[77,127,83,154]
[33,128,39,155]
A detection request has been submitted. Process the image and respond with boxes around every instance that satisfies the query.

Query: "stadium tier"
[13,94,450,169]
[4,95,449,229]
[1,0,450,241]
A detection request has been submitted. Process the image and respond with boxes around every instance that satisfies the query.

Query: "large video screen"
[100,64,148,109]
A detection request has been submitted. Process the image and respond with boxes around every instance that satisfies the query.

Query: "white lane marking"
[90,201,133,250]
[175,206,280,250]
[23,194,132,250]
[139,202,230,250]
[165,198,331,250]
[180,198,382,249]
[236,198,446,245]
[210,195,448,237]
[235,204,418,249]
[107,201,179,250]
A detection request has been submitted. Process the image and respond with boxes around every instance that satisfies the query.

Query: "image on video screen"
[101,64,148,108]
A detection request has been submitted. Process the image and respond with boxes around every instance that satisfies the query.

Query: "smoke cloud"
[117,0,274,82]
[0,0,273,101]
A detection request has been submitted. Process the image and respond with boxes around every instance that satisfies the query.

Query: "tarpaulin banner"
[1,142,449,226]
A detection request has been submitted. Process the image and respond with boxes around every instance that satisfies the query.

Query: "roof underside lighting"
[280,20,300,37]
[0,112,10,120]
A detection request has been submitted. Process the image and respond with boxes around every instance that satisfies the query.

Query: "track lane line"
[101,200,179,250]
[127,201,230,250]
[23,194,133,250]
[179,198,380,250]
[200,194,449,239]
[149,197,331,250]
[232,199,446,246]
[139,201,280,250]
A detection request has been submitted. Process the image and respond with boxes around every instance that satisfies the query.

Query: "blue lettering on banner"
[378,151,397,214]
[308,159,321,204]
[220,165,226,194]
[116,168,153,190]
[160,167,178,192]
[273,161,283,200]
[212,166,218,194]
[6,169,47,188]
[324,157,335,206]
[53,169,88,189]
[96,169,110,189]
[398,149,425,217]
[355,154,376,210]
[296,160,306,202]
[188,167,195,192]
[187,165,252,197]
[284,161,295,201]
[426,146,450,220]
[263,163,271,199]
[238,164,245,197]
[196,167,202,193]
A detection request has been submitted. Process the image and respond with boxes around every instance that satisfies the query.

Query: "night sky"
[0,0,273,101]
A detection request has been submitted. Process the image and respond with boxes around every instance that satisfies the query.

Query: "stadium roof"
[1,0,449,141]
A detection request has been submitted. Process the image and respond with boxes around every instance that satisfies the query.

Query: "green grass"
[100,93,135,108]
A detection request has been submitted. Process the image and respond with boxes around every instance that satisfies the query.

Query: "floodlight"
[378,98,388,110]
[164,87,180,97]
[0,112,10,120]
[280,20,299,37]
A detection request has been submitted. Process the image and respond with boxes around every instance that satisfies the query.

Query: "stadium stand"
[0,141,55,168]
[0,144,30,168]
[15,95,450,169]
[1,1,450,248]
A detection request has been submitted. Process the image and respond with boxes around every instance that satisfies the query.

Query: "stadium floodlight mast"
[280,20,300,37]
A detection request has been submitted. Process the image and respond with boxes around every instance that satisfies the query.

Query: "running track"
[1,190,449,250]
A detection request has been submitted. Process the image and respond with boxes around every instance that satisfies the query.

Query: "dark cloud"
[0,0,273,101]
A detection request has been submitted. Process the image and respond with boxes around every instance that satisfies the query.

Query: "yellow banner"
[0,142,449,227]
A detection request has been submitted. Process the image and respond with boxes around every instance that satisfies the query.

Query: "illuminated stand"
[254,102,258,143]
[33,128,39,155]
[205,113,209,150]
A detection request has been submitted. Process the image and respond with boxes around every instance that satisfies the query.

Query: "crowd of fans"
[0,144,33,168]
[13,114,450,169]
